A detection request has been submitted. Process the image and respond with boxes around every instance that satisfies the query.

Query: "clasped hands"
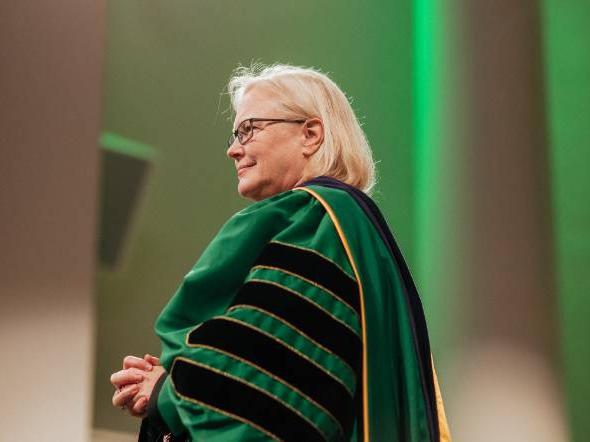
[110,354,166,418]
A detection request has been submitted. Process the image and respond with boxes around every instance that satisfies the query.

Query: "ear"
[301,118,324,156]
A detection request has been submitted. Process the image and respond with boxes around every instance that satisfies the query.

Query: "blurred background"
[1,1,588,441]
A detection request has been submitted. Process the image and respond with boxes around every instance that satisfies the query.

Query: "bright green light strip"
[99,132,157,161]
[413,0,435,275]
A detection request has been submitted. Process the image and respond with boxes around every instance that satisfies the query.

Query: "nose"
[226,139,244,160]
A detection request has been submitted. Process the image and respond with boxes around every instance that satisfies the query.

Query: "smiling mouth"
[237,164,255,176]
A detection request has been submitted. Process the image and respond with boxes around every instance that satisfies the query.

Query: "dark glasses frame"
[227,118,306,148]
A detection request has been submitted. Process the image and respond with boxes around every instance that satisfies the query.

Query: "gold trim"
[227,303,357,379]
[170,357,283,442]
[170,356,327,440]
[250,266,360,329]
[183,310,354,394]
[432,358,452,441]
[248,274,360,337]
[294,186,370,442]
[269,239,357,283]
[184,322,204,348]
[186,343,344,437]
[213,315,354,396]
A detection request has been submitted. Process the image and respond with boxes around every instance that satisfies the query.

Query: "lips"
[237,163,255,176]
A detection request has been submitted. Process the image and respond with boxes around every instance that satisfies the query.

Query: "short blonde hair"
[227,63,376,194]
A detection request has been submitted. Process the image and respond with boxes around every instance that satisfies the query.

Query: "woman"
[110,64,451,441]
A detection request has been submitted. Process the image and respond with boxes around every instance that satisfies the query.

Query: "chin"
[237,177,262,201]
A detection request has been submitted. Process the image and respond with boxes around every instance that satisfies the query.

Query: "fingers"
[123,355,153,371]
[112,383,140,408]
[110,354,157,418]
[110,368,145,389]
[143,354,160,366]
[129,395,149,417]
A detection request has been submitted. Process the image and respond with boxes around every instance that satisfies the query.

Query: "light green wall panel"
[542,1,590,440]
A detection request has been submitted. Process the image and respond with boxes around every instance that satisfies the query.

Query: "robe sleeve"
[148,194,363,441]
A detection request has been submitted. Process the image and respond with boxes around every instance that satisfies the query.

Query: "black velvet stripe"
[302,176,439,442]
[231,280,361,371]
[255,241,361,314]
[187,317,355,435]
[171,358,326,442]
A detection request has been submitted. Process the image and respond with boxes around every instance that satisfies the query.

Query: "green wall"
[542,1,590,440]
[95,0,416,432]
[96,2,589,438]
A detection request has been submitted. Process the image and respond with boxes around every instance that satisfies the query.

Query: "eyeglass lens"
[227,119,254,148]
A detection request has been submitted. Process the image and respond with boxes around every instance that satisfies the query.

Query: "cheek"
[258,153,290,181]
[238,135,300,197]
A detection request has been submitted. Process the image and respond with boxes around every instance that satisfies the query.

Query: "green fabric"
[155,190,355,440]
[176,347,339,439]
[246,266,361,336]
[306,185,432,441]
[225,305,357,394]
[154,185,434,441]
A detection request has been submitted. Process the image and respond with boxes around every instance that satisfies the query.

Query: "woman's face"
[226,86,310,201]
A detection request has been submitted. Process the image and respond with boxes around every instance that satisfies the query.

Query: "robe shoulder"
[153,187,363,442]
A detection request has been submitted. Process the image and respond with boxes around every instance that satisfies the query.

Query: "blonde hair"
[227,63,376,194]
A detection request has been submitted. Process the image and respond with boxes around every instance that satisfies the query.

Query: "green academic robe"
[146,177,450,442]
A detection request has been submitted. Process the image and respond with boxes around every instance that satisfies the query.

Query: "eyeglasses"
[227,118,306,148]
